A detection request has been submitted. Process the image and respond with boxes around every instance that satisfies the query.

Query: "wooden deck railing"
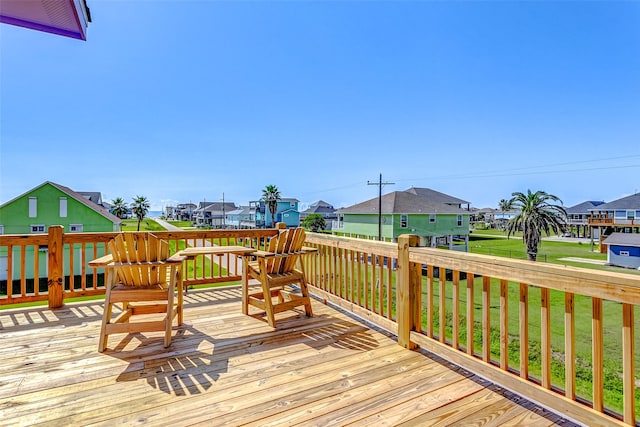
[0,226,279,307]
[303,232,640,427]
[3,228,640,425]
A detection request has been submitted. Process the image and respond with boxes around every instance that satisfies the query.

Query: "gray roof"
[603,232,640,247]
[590,193,640,211]
[49,182,121,223]
[566,201,606,214]
[404,187,470,205]
[338,191,467,215]
[302,203,337,215]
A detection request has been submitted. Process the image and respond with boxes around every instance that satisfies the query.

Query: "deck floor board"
[0,286,580,427]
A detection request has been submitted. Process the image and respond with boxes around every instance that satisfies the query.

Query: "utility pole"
[221,192,225,228]
[368,173,394,241]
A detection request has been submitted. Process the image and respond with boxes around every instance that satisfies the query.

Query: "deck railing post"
[47,225,64,308]
[397,234,420,349]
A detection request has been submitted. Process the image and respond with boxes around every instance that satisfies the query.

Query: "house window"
[60,197,67,218]
[400,215,408,228]
[0,225,4,235]
[29,197,37,217]
[429,214,436,223]
[290,202,296,208]
[627,210,635,220]
[69,224,83,232]
[620,250,630,257]
[457,215,463,226]
[31,224,45,233]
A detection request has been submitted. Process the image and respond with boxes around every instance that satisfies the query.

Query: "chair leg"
[175,266,183,325]
[99,269,115,352]
[298,263,313,318]
[242,259,249,315]
[165,272,176,348]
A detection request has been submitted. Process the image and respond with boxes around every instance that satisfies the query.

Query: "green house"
[0,181,121,282]
[336,187,471,249]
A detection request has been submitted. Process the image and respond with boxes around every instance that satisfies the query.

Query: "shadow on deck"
[0,286,580,426]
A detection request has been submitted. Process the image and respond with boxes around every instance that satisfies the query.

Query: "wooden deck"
[0,286,580,426]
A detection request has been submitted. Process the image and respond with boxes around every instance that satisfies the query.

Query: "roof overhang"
[0,0,91,40]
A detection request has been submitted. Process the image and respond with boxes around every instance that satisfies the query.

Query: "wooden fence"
[303,232,640,427]
[0,226,279,307]
[3,228,640,425]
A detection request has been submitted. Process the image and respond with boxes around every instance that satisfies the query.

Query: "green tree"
[498,198,513,212]
[131,195,150,232]
[505,190,567,261]
[111,197,128,219]
[261,185,281,228]
[302,213,326,232]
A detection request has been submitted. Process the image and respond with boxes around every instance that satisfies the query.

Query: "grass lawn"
[121,218,166,231]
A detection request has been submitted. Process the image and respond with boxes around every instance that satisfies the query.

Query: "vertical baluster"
[371,255,377,313]
[541,287,551,389]
[378,255,384,316]
[427,264,434,338]
[79,242,87,291]
[20,245,27,297]
[7,244,14,299]
[466,272,475,356]
[565,292,575,400]
[34,244,40,296]
[622,303,635,424]
[387,258,393,319]
[439,266,446,343]
[483,276,491,363]
[519,283,529,379]
[592,297,603,412]
[452,270,460,350]
[500,279,508,370]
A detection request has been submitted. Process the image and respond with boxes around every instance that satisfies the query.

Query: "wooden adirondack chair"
[89,233,184,352]
[242,227,314,327]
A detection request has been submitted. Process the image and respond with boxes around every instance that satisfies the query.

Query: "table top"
[177,245,256,258]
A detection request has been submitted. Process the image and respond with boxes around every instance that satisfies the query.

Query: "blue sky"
[1,1,639,212]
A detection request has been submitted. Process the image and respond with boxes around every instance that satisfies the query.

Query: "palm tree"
[261,185,281,228]
[498,198,513,213]
[131,195,150,231]
[505,190,567,261]
[111,197,128,219]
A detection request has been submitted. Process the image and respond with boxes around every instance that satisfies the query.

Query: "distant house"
[602,233,640,269]
[404,187,471,210]
[0,181,121,235]
[0,181,121,281]
[171,203,197,221]
[336,187,471,248]
[300,200,337,230]
[589,193,640,229]
[225,206,255,229]
[252,198,300,228]
[565,201,605,238]
[193,202,237,228]
[588,193,640,249]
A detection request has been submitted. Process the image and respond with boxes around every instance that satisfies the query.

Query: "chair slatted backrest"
[266,228,306,275]
[108,233,169,287]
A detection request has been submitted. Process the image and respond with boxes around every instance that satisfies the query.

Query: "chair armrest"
[166,254,187,263]
[250,250,275,258]
[89,254,113,268]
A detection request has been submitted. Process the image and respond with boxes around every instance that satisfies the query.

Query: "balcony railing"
[2,227,640,425]
[589,214,638,227]
[0,226,279,307]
